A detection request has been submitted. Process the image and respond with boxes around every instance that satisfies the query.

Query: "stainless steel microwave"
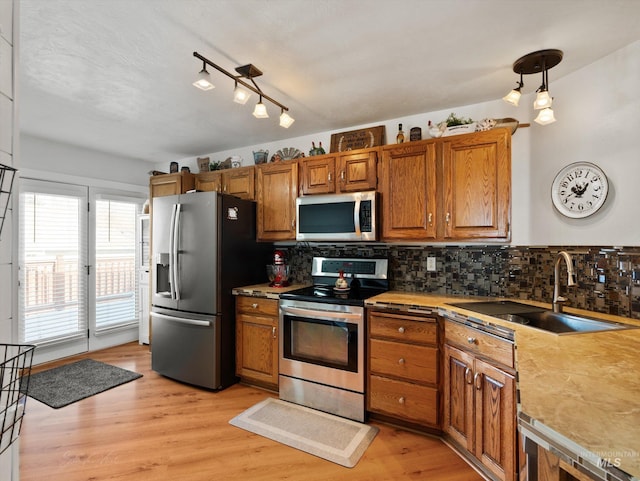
[296,191,378,242]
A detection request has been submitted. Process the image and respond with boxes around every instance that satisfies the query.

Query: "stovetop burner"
[279,256,389,307]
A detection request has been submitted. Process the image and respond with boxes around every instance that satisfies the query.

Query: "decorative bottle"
[396,123,405,144]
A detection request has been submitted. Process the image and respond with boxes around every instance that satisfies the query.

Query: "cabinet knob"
[428,212,433,225]
[398,358,405,365]
[272,326,277,339]
[446,212,451,224]
[398,326,405,334]
[398,396,405,405]
[467,336,477,344]
[251,303,258,309]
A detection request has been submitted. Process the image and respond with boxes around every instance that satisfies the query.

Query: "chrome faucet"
[552,251,577,313]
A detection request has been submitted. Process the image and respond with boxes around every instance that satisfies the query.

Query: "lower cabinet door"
[443,344,475,451]
[474,358,516,481]
[236,313,278,388]
[368,375,438,427]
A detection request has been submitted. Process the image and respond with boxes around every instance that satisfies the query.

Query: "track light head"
[193,64,215,91]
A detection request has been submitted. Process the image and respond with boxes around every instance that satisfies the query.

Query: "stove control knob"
[398,327,405,334]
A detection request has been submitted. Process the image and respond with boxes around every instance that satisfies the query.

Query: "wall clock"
[551,161,609,218]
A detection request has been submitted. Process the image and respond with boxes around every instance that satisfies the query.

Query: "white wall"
[20,134,151,190]
[0,0,19,476]
[170,40,640,247]
[528,40,640,246]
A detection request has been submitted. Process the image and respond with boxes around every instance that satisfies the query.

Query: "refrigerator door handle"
[168,203,178,300]
[172,203,182,300]
[150,311,212,327]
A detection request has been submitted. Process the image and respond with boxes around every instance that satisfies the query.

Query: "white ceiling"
[18,0,640,163]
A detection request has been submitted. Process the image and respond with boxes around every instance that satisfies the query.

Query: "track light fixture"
[193,51,294,128]
[503,49,563,125]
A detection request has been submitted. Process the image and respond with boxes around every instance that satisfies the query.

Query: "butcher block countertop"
[366,291,640,481]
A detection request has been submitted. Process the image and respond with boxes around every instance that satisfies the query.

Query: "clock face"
[551,162,609,218]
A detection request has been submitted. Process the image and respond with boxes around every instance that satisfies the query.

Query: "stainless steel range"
[279,256,388,422]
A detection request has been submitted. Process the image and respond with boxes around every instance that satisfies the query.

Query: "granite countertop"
[232,282,310,300]
[366,291,640,481]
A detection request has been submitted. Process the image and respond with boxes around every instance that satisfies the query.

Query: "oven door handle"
[281,306,363,322]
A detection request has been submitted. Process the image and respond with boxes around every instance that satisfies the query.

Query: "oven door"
[279,300,364,393]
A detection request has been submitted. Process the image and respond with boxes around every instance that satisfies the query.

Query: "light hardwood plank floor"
[20,342,484,481]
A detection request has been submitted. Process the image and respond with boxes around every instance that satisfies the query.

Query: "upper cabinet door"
[338,148,378,193]
[149,172,195,198]
[256,160,298,241]
[300,155,337,195]
[442,129,511,240]
[380,141,437,240]
[222,166,255,200]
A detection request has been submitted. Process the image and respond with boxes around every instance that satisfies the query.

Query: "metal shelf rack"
[0,344,35,455]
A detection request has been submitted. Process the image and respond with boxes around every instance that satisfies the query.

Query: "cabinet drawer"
[445,320,514,368]
[370,339,438,384]
[369,312,437,344]
[236,296,279,317]
[368,375,438,427]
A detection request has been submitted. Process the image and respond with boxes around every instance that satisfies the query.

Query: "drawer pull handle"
[272,326,277,339]
[398,358,405,365]
[474,372,482,390]
[251,303,258,309]
[464,367,473,384]
[398,396,405,405]
[398,327,405,334]
[467,336,477,344]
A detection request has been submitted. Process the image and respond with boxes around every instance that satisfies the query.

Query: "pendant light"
[253,97,269,118]
[279,110,295,128]
[192,62,215,91]
[233,82,252,105]
[503,49,563,126]
[502,72,524,107]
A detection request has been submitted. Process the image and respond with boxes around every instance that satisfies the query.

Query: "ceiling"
[18,0,640,164]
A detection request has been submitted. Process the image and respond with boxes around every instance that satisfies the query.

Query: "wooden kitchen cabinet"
[443,319,516,481]
[235,296,279,391]
[299,147,378,195]
[442,128,511,239]
[256,159,298,241]
[379,140,438,240]
[379,128,511,241]
[149,172,195,198]
[195,166,255,200]
[367,310,440,430]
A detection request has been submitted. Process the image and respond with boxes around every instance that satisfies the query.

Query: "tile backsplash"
[283,244,640,319]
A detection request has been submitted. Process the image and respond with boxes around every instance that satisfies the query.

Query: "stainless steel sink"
[494,311,635,334]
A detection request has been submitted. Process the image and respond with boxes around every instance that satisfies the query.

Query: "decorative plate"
[275,147,303,161]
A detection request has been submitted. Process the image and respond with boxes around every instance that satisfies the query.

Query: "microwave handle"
[354,198,361,236]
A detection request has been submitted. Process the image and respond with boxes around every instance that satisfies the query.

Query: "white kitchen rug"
[229,397,378,468]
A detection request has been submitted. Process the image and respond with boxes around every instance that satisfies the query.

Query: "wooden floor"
[20,342,484,481]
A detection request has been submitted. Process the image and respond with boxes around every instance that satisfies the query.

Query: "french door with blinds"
[19,179,144,364]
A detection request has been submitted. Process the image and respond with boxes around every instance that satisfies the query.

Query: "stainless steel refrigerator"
[150,191,271,389]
